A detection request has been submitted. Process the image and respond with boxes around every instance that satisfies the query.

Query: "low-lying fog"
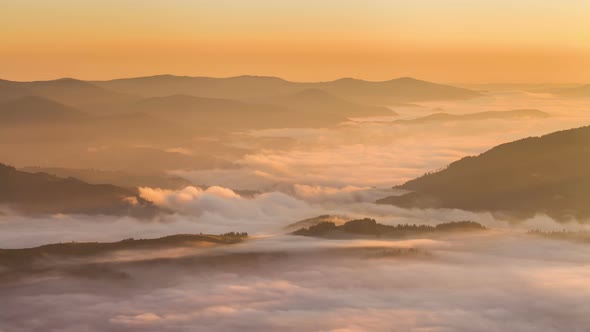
[176,91,590,189]
[3,91,589,245]
[1,91,590,331]
[2,233,590,332]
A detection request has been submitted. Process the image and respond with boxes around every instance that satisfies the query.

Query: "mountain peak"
[230,75,287,82]
[393,76,421,82]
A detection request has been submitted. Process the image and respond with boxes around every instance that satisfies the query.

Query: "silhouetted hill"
[95,75,480,104]
[0,96,87,125]
[293,218,485,238]
[377,125,590,221]
[394,109,549,125]
[0,163,155,215]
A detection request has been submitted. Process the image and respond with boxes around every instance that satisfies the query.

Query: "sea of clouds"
[1,92,590,331]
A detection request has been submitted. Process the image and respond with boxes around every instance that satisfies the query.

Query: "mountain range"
[92,75,480,104]
[0,78,137,110]
[0,75,480,111]
[0,75,484,173]
[1,75,460,136]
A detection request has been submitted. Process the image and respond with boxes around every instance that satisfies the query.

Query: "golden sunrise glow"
[2,2,590,330]
[1,0,589,82]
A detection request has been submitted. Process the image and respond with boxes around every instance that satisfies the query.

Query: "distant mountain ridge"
[90,75,480,103]
[0,75,479,129]
[0,78,138,109]
[377,125,590,222]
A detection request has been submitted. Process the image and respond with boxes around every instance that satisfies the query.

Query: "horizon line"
[1,74,585,86]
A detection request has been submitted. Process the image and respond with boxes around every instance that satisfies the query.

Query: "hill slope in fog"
[377,125,590,221]
[0,164,154,215]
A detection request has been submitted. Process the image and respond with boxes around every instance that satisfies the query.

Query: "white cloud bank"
[2,232,590,331]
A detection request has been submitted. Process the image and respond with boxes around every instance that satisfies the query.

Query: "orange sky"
[1,0,589,83]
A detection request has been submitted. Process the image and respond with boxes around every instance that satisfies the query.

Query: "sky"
[1,0,589,83]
